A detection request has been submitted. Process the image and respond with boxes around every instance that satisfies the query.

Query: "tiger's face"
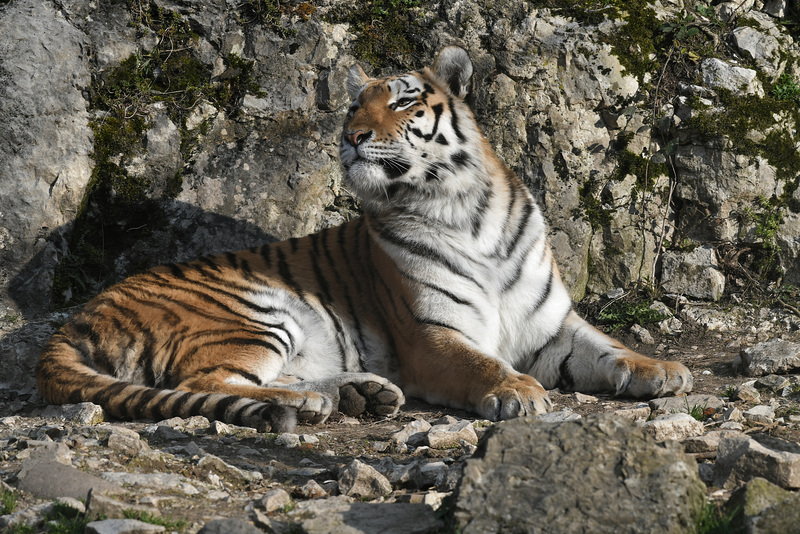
[340,48,484,215]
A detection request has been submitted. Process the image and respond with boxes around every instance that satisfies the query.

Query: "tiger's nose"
[345,130,372,147]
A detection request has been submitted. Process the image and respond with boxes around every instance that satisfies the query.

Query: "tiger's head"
[340,47,492,219]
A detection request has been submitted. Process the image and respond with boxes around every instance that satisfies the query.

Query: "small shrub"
[1,488,17,515]
[599,299,667,330]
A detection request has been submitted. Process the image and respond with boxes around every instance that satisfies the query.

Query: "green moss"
[324,0,427,70]
[609,150,669,191]
[237,0,315,36]
[528,0,667,83]
[577,177,614,232]
[54,3,267,308]
[686,88,800,216]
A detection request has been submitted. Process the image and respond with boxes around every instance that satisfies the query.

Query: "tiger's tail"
[36,334,297,433]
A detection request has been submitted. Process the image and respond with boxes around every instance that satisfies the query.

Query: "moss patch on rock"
[52,1,265,308]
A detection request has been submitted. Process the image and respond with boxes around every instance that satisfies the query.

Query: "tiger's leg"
[529,310,693,397]
[274,372,405,418]
[400,326,552,421]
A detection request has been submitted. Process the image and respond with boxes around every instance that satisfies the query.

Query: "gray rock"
[735,383,763,403]
[86,489,160,521]
[17,458,124,501]
[391,418,431,448]
[731,26,783,78]
[286,496,443,534]
[0,0,93,313]
[715,434,800,489]
[736,340,800,377]
[107,428,150,456]
[648,394,725,416]
[275,433,301,448]
[660,246,725,301]
[755,374,791,392]
[256,488,292,513]
[701,58,764,97]
[683,430,743,454]
[725,477,800,533]
[630,324,655,345]
[534,408,581,422]
[452,414,705,533]
[763,0,789,17]
[642,413,706,441]
[197,454,262,483]
[198,519,262,534]
[41,402,105,424]
[427,420,478,449]
[85,519,165,534]
[338,459,392,499]
[611,404,651,422]
[100,472,200,495]
[743,405,775,425]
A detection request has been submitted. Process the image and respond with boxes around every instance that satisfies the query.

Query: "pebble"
[743,405,775,424]
[275,433,301,448]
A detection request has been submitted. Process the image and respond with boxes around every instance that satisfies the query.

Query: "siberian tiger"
[37,47,692,433]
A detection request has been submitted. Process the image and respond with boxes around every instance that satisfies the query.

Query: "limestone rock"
[337,459,392,499]
[725,477,800,533]
[648,394,725,416]
[85,519,166,534]
[642,413,706,441]
[701,58,764,97]
[452,414,705,533]
[660,246,725,301]
[0,0,93,314]
[285,496,443,534]
[736,340,800,377]
[715,434,800,489]
[731,26,783,79]
[427,420,478,449]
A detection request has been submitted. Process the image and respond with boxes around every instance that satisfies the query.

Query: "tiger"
[36,46,692,433]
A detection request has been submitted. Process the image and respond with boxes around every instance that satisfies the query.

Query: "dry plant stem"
[646,44,678,288]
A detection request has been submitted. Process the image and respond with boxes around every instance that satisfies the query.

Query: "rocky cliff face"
[1,0,798,320]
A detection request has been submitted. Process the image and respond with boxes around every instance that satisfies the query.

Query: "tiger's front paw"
[613,353,693,398]
[480,373,552,421]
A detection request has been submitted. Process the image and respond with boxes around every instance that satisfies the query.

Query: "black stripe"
[379,227,483,289]
[448,96,465,141]
[435,133,449,145]
[379,158,412,179]
[416,317,478,346]
[399,269,481,314]
[557,352,575,390]
[524,262,555,316]
[212,394,242,423]
[471,186,492,238]
[225,252,239,269]
[168,263,185,278]
[451,150,470,167]
[503,201,534,259]
[183,392,211,418]
[260,244,273,268]
[195,364,263,386]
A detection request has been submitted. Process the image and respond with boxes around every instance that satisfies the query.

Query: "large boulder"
[451,414,706,533]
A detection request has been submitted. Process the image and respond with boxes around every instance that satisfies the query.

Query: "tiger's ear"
[431,46,473,100]
[347,64,370,100]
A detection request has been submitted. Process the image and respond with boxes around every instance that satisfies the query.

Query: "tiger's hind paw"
[338,376,405,418]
